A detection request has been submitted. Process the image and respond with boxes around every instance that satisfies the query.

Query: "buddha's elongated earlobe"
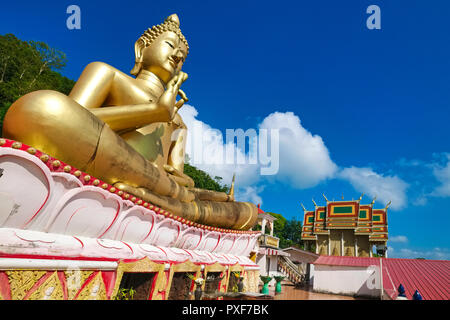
[131,38,146,75]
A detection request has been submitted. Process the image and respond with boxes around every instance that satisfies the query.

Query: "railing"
[277,256,306,287]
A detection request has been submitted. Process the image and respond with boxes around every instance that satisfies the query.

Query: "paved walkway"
[263,284,362,300]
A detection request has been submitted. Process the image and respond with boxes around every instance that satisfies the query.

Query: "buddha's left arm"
[92,76,188,131]
[90,102,172,131]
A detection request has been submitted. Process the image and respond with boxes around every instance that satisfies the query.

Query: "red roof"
[257,203,265,214]
[313,255,450,300]
[382,258,450,300]
[314,255,381,267]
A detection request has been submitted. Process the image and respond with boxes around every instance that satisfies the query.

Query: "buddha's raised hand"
[175,89,188,112]
[158,71,188,119]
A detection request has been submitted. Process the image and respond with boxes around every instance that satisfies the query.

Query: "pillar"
[261,218,267,235]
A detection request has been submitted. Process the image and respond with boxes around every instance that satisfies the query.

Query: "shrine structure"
[301,195,389,257]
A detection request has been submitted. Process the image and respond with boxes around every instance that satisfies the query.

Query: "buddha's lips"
[168,58,177,68]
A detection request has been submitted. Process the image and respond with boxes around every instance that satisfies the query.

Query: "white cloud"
[337,167,409,210]
[179,104,260,187]
[259,112,338,188]
[412,196,428,206]
[396,158,424,167]
[234,186,264,205]
[390,247,450,260]
[179,106,339,198]
[389,235,408,243]
[431,154,450,197]
[179,105,412,209]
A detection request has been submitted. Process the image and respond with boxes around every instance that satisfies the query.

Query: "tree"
[0,34,75,133]
[183,163,229,193]
[263,212,304,249]
[27,40,67,90]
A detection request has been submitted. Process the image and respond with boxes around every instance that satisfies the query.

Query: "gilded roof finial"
[359,193,365,201]
[300,203,307,212]
[385,200,391,210]
[370,196,377,206]
[322,193,329,203]
[312,198,318,207]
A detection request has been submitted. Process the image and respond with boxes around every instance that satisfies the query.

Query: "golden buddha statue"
[2,14,257,230]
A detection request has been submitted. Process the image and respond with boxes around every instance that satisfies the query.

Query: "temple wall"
[313,264,380,298]
[343,230,355,256]
[317,235,329,255]
[329,231,341,256]
[357,236,370,257]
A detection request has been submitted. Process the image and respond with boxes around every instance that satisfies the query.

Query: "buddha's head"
[131,14,189,84]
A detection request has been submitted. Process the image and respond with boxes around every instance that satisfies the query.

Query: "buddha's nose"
[175,49,185,61]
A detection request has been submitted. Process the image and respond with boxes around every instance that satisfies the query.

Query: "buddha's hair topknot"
[140,14,189,54]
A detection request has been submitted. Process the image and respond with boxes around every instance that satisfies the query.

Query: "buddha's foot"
[188,187,234,202]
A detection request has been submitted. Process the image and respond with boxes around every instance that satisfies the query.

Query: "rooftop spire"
[300,203,307,212]
[385,200,391,210]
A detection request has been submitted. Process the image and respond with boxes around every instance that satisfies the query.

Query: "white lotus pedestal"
[0,139,260,300]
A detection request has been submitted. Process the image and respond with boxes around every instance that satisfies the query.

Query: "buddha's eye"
[165,41,174,48]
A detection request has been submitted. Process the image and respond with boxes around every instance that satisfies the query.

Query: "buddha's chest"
[104,76,161,106]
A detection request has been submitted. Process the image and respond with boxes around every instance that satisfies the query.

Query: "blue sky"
[1,0,449,259]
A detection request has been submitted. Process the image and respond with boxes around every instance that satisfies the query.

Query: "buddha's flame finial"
[165,14,180,26]
[228,173,235,199]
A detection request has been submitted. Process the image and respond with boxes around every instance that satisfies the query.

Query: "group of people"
[396,284,423,300]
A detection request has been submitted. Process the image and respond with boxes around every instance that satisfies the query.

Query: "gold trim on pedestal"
[75,272,107,300]
[112,257,165,300]
[166,260,202,300]
[6,271,46,300]
[26,271,64,300]
[203,262,227,294]
[64,270,94,300]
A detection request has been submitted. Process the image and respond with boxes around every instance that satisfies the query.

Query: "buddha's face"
[142,31,187,84]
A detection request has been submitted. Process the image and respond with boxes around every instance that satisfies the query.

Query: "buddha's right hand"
[158,72,188,119]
